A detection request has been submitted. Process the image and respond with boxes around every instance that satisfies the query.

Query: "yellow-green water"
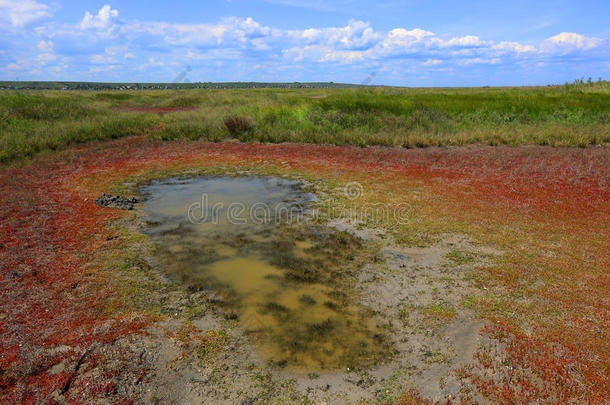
[141,176,390,370]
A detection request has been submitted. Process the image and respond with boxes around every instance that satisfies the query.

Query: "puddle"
[141,176,391,370]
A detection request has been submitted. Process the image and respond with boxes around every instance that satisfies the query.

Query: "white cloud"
[320,49,366,63]
[147,57,163,66]
[433,35,488,48]
[79,4,120,33]
[37,52,56,65]
[382,28,434,48]
[34,40,56,65]
[374,31,491,59]
[458,57,501,65]
[388,28,434,42]
[88,65,118,74]
[7,62,22,70]
[545,32,602,50]
[0,0,51,27]
[64,7,608,68]
[4,5,607,82]
[91,54,111,64]
[493,41,535,54]
[146,17,272,50]
[424,59,442,66]
[234,17,271,38]
[37,39,53,52]
[292,20,380,50]
[90,46,133,64]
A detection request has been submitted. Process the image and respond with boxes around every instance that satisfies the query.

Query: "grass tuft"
[223,115,254,135]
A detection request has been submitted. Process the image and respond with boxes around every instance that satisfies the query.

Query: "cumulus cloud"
[457,57,501,65]
[2,4,607,83]
[381,28,434,51]
[37,39,53,52]
[320,49,367,63]
[37,52,56,65]
[423,59,442,66]
[388,28,434,42]
[90,46,135,64]
[60,7,608,67]
[434,35,488,48]
[292,20,380,50]
[79,4,121,34]
[544,32,602,50]
[34,39,56,65]
[139,17,271,51]
[493,41,536,54]
[91,53,113,64]
[0,0,51,27]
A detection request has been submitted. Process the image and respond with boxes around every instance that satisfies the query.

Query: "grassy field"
[1,81,609,163]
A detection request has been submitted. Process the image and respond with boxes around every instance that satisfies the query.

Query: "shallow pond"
[141,176,390,370]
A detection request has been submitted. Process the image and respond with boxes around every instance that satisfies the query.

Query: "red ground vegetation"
[1,137,608,403]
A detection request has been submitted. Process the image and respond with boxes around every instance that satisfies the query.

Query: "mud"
[95,193,138,210]
[140,176,391,371]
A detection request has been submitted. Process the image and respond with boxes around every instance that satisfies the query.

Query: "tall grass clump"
[223,115,254,135]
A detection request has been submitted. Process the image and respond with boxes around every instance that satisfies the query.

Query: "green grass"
[1,82,608,163]
[156,82,609,148]
[0,92,159,163]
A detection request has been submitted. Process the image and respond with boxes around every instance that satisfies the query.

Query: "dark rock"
[95,193,138,210]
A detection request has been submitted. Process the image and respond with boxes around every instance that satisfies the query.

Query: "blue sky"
[0,0,608,86]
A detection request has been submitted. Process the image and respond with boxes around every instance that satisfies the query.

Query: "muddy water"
[141,176,390,370]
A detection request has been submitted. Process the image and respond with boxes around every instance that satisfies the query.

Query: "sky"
[0,0,609,86]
